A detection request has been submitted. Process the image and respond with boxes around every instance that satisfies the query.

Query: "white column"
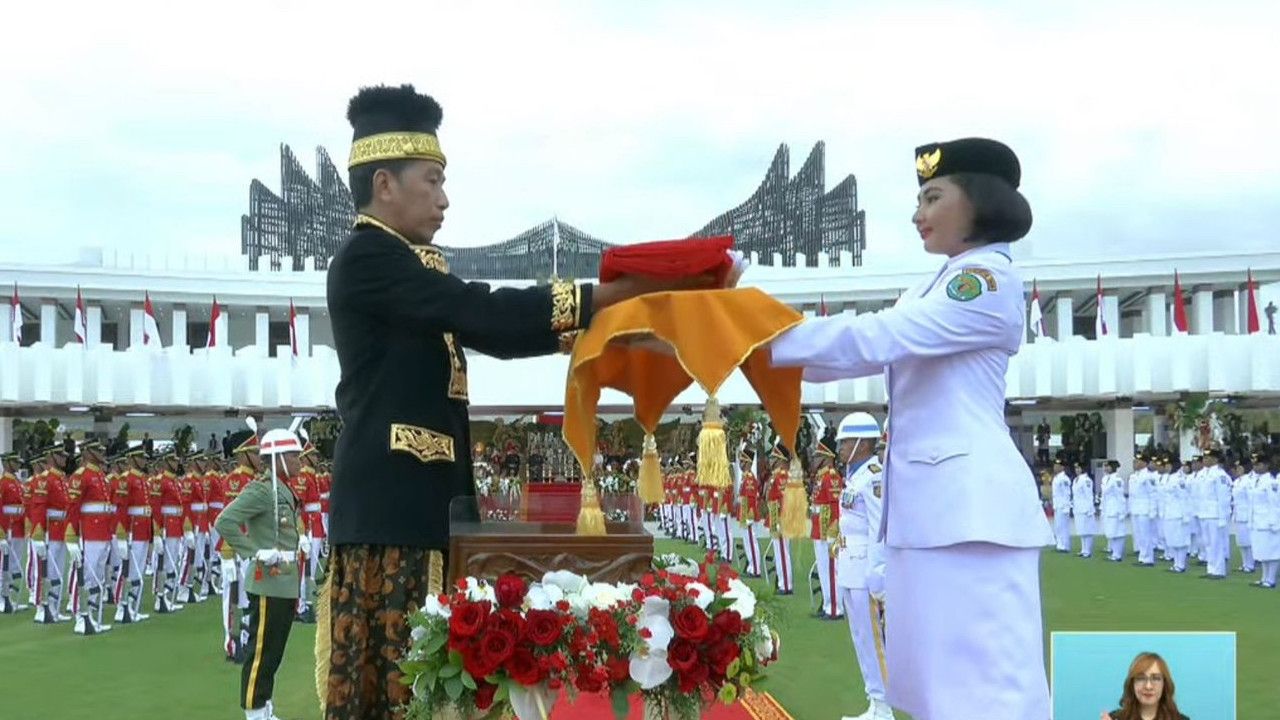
[255,308,269,353]
[40,300,57,345]
[0,301,10,343]
[1104,405,1135,470]
[129,305,144,348]
[1054,296,1074,340]
[1191,288,1213,335]
[0,416,13,452]
[115,308,129,349]
[86,305,103,345]
[1103,293,1120,338]
[172,304,188,348]
[295,308,311,357]
[1144,292,1167,336]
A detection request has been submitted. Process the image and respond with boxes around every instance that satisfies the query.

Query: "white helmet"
[834,412,881,441]
[260,428,303,457]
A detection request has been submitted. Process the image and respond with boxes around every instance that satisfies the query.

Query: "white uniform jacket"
[836,457,885,592]
[1128,470,1152,518]
[770,242,1053,549]
[1052,473,1073,514]
[1072,475,1096,517]
[1233,473,1255,524]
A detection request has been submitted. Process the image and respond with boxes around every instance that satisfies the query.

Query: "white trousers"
[769,537,793,593]
[1052,511,1071,551]
[78,540,112,626]
[2,536,26,603]
[885,543,1048,720]
[45,541,68,615]
[839,586,887,703]
[813,540,840,617]
[740,523,762,576]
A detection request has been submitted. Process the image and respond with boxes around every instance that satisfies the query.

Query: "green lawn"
[1,540,1275,720]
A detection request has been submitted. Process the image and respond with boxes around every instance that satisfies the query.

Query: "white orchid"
[629,596,675,690]
[463,577,496,604]
[583,581,625,610]
[722,577,757,620]
[421,593,452,619]
[684,581,715,611]
[524,582,565,611]
[509,682,558,720]
[754,623,776,662]
[542,570,589,595]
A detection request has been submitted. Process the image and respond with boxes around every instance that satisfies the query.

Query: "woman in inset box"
[1102,651,1189,720]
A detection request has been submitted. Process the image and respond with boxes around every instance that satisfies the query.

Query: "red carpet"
[549,688,792,719]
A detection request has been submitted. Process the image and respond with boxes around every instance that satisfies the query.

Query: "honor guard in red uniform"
[218,431,263,662]
[204,454,228,596]
[679,462,696,542]
[295,443,326,623]
[810,441,843,620]
[153,451,187,613]
[737,451,763,578]
[177,454,211,604]
[115,448,152,624]
[104,453,129,606]
[766,446,794,594]
[69,441,115,634]
[1,451,28,613]
[34,445,75,623]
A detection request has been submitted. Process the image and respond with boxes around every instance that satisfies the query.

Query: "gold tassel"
[638,433,663,504]
[576,471,607,536]
[314,567,333,714]
[780,456,810,539]
[696,397,732,490]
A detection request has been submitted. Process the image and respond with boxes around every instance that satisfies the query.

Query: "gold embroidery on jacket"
[443,333,469,401]
[389,423,456,464]
[550,279,580,332]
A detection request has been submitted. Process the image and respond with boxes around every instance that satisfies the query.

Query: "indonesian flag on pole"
[142,292,161,347]
[288,299,299,361]
[1246,268,1261,334]
[1029,279,1047,339]
[1094,275,1108,337]
[1172,270,1189,333]
[73,286,87,344]
[8,283,21,343]
[206,296,221,348]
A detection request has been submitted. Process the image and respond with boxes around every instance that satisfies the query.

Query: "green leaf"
[426,630,448,655]
[610,687,632,720]
[439,662,462,679]
[422,663,440,691]
[444,675,464,701]
[461,670,477,691]
[494,681,510,704]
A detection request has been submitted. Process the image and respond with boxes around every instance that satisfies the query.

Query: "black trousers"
[241,593,296,710]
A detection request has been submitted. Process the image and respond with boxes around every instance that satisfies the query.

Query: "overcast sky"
[1,0,1276,270]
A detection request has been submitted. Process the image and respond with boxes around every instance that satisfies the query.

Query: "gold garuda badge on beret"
[916,148,942,180]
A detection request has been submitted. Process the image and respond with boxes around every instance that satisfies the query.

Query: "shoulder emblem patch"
[868,464,882,474]
[872,482,882,498]
[946,272,983,302]
[960,267,998,291]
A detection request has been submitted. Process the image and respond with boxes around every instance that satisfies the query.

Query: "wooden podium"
[448,496,653,585]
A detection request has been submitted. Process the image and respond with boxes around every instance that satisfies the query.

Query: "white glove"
[114,539,129,557]
[151,537,163,555]
[183,531,196,551]
[31,540,47,560]
[254,549,282,565]
[0,538,8,557]
[220,557,239,581]
[67,542,84,567]
[320,538,330,558]
[298,534,311,555]
[866,572,885,603]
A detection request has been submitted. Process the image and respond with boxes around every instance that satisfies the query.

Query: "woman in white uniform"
[769,138,1054,720]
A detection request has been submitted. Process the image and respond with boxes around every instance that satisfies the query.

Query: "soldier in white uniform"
[834,413,891,720]
[1187,456,1205,562]
[1207,449,1232,579]
[1152,457,1168,559]
[1195,450,1226,579]
[1249,451,1278,588]
[1071,461,1097,558]
[1099,460,1128,561]
[1050,457,1073,553]
[1128,455,1156,566]
[770,138,1053,720]
[1236,454,1261,573]
[1159,456,1192,573]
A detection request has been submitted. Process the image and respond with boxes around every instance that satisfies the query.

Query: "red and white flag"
[206,296,222,349]
[1094,275,1108,338]
[1172,270,1189,334]
[288,299,299,361]
[1029,279,1047,339]
[1246,269,1261,335]
[8,283,21,344]
[142,292,161,347]
[73,286,87,344]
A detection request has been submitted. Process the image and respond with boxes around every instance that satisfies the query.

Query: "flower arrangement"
[597,469,637,495]
[400,555,778,720]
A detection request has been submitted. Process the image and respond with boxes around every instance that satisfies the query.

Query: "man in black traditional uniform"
[320,84,711,720]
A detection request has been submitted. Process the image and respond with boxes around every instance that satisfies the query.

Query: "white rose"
[421,593,452,619]
[585,582,625,610]
[684,582,715,611]
[542,570,589,595]
[754,624,775,662]
[723,577,756,619]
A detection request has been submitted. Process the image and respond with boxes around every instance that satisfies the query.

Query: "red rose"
[673,605,709,642]
[450,600,491,640]
[668,638,699,672]
[677,662,709,693]
[525,609,562,647]
[588,608,621,649]
[463,643,498,680]
[704,625,724,647]
[495,574,528,609]
[480,629,517,667]
[574,664,608,693]
[606,656,631,683]
[474,680,498,710]
[707,638,741,678]
[712,609,743,637]
[505,646,544,686]
[489,608,527,641]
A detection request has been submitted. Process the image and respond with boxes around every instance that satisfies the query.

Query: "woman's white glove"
[183,531,196,551]
[298,534,311,555]
[254,548,282,565]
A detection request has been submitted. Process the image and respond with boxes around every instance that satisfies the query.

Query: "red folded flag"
[599,235,736,285]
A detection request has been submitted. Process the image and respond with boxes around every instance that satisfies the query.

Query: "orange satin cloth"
[563,288,805,475]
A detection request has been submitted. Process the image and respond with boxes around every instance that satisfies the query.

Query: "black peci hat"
[347,84,445,169]
[916,137,1021,188]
